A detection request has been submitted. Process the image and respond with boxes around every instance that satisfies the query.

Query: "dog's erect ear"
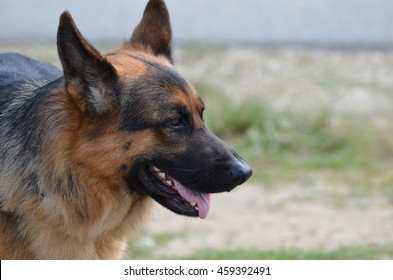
[57,11,118,118]
[126,0,173,62]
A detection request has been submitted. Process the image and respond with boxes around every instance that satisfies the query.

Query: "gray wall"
[1,0,392,47]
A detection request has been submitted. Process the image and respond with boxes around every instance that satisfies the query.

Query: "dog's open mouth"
[137,165,211,219]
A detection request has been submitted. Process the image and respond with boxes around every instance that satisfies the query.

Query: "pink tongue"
[173,180,211,219]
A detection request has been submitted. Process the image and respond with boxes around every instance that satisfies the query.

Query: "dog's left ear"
[57,11,118,118]
[126,0,173,63]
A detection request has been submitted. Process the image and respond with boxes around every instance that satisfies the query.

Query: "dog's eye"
[169,118,183,128]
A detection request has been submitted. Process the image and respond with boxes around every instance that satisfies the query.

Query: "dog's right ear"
[57,11,118,118]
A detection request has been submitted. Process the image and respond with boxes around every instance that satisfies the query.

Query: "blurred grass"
[195,81,393,191]
[129,237,393,260]
[173,245,393,260]
[128,232,187,260]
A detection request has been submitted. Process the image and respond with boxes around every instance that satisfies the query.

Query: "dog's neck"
[0,78,152,259]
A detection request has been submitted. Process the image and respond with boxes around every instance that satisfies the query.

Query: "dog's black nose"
[229,158,252,186]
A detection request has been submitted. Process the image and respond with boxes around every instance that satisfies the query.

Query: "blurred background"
[1,0,393,259]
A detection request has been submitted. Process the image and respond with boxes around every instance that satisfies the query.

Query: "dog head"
[56,0,252,219]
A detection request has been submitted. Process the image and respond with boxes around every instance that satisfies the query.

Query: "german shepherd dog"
[0,0,252,259]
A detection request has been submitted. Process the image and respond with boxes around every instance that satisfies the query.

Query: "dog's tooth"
[159,172,166,179]
[190,202,197,208]
[153,166,160,172]
[166,180,172,186]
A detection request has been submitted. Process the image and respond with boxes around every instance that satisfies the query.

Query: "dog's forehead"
[106,50,171,79]
[107,50,203,111]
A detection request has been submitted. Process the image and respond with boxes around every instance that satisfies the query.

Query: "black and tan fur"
[0,0,251,259]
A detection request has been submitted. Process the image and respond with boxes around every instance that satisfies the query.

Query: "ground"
[140,183,393,258]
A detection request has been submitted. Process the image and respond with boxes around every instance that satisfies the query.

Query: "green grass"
[169,245,393,260]
[128,230,393,260]
[128,232,393,260]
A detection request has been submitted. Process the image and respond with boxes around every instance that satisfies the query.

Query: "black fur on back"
[0,52,62,110]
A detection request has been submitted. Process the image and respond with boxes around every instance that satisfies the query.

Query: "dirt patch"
[139,183,393,258]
